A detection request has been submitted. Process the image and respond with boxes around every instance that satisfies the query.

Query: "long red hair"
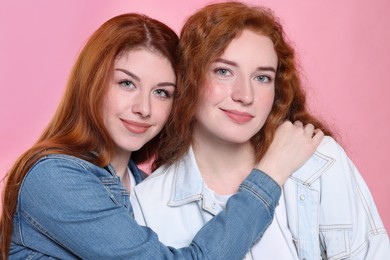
[154,2,332,169]
[0,13,178,258]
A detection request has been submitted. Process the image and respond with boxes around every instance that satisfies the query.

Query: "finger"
[281,120,293,126]
[304,123,315,136]
[293,120,303,127]
[312,129,324,145]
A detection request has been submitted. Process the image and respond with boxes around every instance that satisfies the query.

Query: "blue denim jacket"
[9,154,281,259]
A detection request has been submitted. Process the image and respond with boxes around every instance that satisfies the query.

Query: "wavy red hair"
[154,2,332,169]
[0,13,178,258]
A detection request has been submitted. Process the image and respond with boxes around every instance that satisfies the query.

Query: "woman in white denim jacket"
[131,2,389,259]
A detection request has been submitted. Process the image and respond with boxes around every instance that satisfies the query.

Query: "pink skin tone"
[193,30,277,147]
[102,48,176,180]
[192,30,278,194]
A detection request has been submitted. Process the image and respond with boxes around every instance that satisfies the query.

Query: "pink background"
[1,0,389,231]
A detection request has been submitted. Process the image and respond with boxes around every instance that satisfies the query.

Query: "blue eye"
[255,75,272,83]
[153,89,172,99]
[119,80,134,88]
[215,68,232,77]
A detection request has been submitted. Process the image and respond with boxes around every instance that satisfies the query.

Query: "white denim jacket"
[132,137,390,259]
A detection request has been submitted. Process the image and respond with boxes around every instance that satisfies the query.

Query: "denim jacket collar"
[128,159,147,184]
[167,147,223,215]
[290,150,335,186]
[167,145,335,214]
[105,159,146,185]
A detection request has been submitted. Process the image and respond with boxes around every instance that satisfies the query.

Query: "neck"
[110,149,131,179]
[192,134,255,195]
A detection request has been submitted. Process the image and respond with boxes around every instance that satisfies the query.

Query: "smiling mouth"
[121,119,151,134]
[221,109,254,124]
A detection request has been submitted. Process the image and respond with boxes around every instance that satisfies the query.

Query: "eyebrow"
[214,58,276,73]
[115,68,176,87]
[116,68,140,81]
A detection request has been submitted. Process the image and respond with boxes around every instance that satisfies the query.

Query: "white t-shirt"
[125,166,136,194]
[213,189,299,260]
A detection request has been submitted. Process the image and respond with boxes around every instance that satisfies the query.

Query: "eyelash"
[153,89,173,99]
[214,68,233,77]
[118,79,134,88]
[255,75,273,83]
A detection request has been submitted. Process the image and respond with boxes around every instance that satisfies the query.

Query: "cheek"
[155,101,173,123]
[101,97,111,125]
[203,81,229,104]
[256,89,275,113]
[103,87,121,115]
[265,91,276,108]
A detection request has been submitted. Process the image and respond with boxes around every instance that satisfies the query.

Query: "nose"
[132,91,151,117]
[231,77,254,105]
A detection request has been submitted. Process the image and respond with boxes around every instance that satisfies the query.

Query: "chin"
[129,144,145,152]
[226,131,254,141]
[120,143,143,153]
[222,136,252,144]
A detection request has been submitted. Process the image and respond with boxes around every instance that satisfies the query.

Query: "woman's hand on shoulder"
[256,120,324,186]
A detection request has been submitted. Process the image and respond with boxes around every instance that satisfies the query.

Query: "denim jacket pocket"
[319,225,352,260]
[100,176,129,206]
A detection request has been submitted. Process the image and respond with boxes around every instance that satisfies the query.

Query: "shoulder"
[134,163,176,193]
[316,136,346,157]
[132,163,180,207]
[315,136,354,170]
[30,154,96,173]
[308,135,353,169]
[21,154,107,197]
[19,154,120,215]
[291,136,354,183]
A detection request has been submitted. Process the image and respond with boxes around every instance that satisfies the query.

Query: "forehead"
[219,29,278,67]
[113,48,176,81]
[114,48,172,69]
[115,47,165,64]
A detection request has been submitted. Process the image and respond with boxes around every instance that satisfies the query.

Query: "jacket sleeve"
[344,154,390,258]
[18,158,280,259]
[321,139,390,258]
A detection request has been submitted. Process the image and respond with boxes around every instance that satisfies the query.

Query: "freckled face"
[194,30,278,145]
[103,48,176,158]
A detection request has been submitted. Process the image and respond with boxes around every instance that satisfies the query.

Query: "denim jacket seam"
[350,165,380,234]
[290,151,335,186]
[26,251,38,260]
[168,169,204,206]
[240,169,281,209]
[168,157,206,205]
[19,207,77,256]
[41,154,93,171]
[239,183,270,208]
[307,151,335,183]
[45,155,128,205]
[351,232,390,257]
[350,241,369,258]
[319,224,352,231]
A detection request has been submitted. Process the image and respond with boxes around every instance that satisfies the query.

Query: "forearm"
[18,158,280,259]
[189,169,281,259]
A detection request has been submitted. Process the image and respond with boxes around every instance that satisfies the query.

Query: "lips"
[121,119,152,134]
[221,109,254,124]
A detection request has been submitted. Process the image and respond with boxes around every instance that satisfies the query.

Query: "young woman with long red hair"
[1,12,322,259]
[132,2,389,259]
